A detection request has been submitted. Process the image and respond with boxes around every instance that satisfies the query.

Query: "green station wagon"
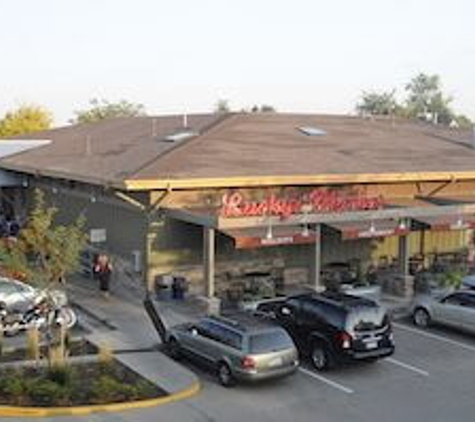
[166,313,299,387]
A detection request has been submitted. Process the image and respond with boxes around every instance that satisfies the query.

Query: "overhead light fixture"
[456,216,464,228]
[398,219,407,230]
[302,224,310,237]
[369,221,376,233]
[266,225,273,240]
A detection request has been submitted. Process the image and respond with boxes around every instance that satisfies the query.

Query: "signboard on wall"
[90,228,107,243]
[220,188,385,219]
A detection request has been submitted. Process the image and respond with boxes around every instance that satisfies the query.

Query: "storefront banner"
[342,227,410,240]
[234,232,317,249]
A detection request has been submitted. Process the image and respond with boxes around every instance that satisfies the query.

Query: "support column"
[204,227,216,298]
[144,214,157,294]
[313,224,323,292]
[398,233,410,276]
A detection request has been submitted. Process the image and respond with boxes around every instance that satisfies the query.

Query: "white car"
[0,277,68,310]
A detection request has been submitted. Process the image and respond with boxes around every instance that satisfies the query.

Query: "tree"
[405,73,453,124]
[356,90,398,116]
[71,98,146,124]
[0,105,53,138]
[214,99,231,114]
[0,189,87,288]
[0,189,87,363]
[452,114,473,129]
[251,104,276,113]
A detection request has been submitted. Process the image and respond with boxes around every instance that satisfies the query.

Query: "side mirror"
[280,306,292,316]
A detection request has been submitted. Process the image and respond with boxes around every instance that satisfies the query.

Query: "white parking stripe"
[394,322,475,353]
[298,367,354,394]
[385,357,429,377]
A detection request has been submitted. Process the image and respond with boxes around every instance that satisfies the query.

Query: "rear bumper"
[342,346,395,361]
[234,361,299,382]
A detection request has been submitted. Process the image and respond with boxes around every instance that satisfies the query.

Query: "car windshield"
[249,330,294,353]
[346,307,389,332]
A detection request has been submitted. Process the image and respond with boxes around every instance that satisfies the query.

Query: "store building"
[1,113,475,304]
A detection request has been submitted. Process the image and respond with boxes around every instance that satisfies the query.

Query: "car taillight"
[241,356,256,370]
[337,332,352,349]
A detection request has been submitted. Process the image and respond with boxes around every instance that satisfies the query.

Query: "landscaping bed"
[0,337,97,364]
[0,359,167,407]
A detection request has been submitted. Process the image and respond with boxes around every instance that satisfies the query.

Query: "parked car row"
[166,291,395,387]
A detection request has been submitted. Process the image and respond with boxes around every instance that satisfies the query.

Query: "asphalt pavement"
[3,274,475,422]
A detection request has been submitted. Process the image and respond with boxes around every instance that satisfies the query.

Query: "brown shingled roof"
[0,113,474,190]
[0,114,224,186]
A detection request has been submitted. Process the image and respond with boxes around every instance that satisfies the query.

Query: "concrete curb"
[0,381,200,418]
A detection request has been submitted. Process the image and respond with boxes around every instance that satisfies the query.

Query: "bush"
[29,379,70,406]
[440,270,465,290]
[48,365,72,386]
[90,375,139,403]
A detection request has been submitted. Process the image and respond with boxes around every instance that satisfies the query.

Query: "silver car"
[0,277,37,309]
[167,313,299,387]
[412,290,475,334]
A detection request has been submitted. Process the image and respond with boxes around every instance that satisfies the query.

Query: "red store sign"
[220,189,385,219]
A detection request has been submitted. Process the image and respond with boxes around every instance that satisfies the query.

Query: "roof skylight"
[163,130,198,142]
[298,126,327,137]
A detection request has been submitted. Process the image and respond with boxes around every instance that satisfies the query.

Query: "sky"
[0,0,474,125]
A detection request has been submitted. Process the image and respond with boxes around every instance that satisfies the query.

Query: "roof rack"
[206,314,246,331]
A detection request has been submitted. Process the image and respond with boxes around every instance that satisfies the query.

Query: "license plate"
[268,357,283,367]
[366,341,378,349]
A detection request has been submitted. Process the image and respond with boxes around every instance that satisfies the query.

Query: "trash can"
[155,274,172,300]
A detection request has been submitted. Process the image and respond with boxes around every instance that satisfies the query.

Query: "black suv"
[256,292,394,370]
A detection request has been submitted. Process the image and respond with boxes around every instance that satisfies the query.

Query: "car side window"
[461,295,475,309]
[220,328,243,350]
[0,282,19,294]
[197,321,242,349]
[442,293,465,306]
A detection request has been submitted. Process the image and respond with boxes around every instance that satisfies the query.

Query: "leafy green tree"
[405,73,453,124]
[453,114,473,129]
[0,189,87,288]
[214,99,231,113]
[0,105,53,138]
[356,90,398,116]
[71,98,146,124]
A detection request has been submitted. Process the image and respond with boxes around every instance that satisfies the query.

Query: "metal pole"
[314,224,322,292]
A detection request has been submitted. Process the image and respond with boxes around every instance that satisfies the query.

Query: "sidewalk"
[67,273,199,397]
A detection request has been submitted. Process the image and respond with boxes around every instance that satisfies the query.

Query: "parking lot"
[179,318,475,422]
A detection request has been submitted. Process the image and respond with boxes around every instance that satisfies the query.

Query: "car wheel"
[167,337,182,360]
[217,362,235,387]
[413,308,431,328]
[310,342,331,371]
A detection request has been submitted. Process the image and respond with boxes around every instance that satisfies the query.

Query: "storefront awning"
[414,214,475,231]
[326,219,410,240]
[220,225,317,249]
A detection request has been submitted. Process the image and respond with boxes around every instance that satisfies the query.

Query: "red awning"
[327,219,410,240]
[415,215,475,231]
[221,225,317,249]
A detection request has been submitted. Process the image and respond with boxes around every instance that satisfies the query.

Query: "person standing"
[94,253,113,299]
